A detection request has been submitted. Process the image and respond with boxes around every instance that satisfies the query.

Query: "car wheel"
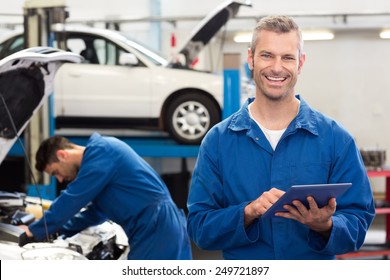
[165,93,221,145]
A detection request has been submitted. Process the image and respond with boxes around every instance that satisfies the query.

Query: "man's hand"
[276,196,336,239]
[244,188,285,227]
[19,225,34,238]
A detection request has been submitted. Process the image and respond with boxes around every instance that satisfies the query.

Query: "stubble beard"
[257,83,292,102]
[68,164,79,182]
[256,72,296,102]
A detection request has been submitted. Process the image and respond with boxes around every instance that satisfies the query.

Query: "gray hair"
[250,15,304,55]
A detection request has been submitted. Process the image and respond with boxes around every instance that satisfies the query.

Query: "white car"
[0,0,250,144]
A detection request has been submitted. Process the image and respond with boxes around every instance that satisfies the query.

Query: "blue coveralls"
[29,133,192,260]
[187,96,375,259]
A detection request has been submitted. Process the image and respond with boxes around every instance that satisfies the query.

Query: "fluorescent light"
[234,30,334,43]
[233,32,252,43]
[302,30,334,41]
[379,29,390,39]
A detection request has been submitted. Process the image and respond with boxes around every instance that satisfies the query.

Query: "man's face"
[44,151,78,183]
[248,30,305,101]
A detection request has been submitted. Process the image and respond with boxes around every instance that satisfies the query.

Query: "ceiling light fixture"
[379,29,390,39]
[233,32,252,43]
[233,29,335,43]
[302,30,334,41]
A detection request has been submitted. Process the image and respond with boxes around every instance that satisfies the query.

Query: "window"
[0,35,24,59]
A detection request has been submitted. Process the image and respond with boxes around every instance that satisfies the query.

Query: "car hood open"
[174,0,252,67]
[0,47,82,163]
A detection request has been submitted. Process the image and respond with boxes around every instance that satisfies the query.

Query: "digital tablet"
[261,183,352,219]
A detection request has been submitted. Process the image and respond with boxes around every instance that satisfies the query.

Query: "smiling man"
[187,15,375,259]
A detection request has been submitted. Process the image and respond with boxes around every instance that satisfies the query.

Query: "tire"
[165,93,221,145]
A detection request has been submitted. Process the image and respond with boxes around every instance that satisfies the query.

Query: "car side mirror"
[119,53,138,66]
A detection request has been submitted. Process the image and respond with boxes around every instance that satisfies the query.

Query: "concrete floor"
[190,215,389,260]
[191,242,222,260]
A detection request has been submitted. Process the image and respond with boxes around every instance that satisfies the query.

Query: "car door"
[54,33,152,119]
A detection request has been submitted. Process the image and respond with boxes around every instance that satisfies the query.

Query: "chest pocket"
[289,162,331,185]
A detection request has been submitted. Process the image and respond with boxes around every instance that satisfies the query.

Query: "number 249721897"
[215,266,269,276]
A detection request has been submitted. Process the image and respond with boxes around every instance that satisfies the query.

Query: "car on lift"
[0,0,251,145]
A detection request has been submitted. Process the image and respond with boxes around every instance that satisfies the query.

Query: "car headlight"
[21,247,87,260]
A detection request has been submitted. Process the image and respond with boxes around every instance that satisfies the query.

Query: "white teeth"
[266,76,285,81]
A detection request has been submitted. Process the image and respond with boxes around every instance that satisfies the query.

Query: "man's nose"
[271,57,284,72]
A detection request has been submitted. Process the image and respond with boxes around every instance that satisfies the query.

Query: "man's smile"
[264,75,288,82]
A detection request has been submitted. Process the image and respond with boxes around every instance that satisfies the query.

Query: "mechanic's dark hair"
[35,135,74,172]
[250,15,303,56]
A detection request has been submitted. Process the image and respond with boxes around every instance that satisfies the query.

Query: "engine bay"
[0,190,128,260]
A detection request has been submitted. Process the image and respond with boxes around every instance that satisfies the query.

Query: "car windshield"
[114,30,168,66]
[0,27,169,67]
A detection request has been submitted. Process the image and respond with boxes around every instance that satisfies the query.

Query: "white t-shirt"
[248,102,299,150]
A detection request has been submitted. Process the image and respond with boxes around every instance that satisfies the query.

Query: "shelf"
[337,244,390,259]
[338,170,390,259]
[376,208,390,215]
[367,169,390,244]
[367,170,390,177]
[337,250,390,259]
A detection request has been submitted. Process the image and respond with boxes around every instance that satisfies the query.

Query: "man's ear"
[56,150,67,161]
[247,48,254,70]
[298,52,306,74]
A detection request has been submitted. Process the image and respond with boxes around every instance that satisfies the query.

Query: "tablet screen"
[261,183,352,219]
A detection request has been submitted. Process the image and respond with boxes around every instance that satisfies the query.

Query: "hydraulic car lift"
[20,0,68,198]
[7,54,242,200]
[3,1,244,200]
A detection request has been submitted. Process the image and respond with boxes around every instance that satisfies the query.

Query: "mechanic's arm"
[27,149,115,240]
[307,137,374,255]
[187,141,259,250]
[244,187,336,239]
[18,204,106,239]
[276,196,336,239]
[244,188,285,227]
[19,224,33,238]
[59,203,107,237]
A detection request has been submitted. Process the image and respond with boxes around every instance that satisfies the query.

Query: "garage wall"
[223,30,390,150]
[2,0,390,169]
[298,32,390,150]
